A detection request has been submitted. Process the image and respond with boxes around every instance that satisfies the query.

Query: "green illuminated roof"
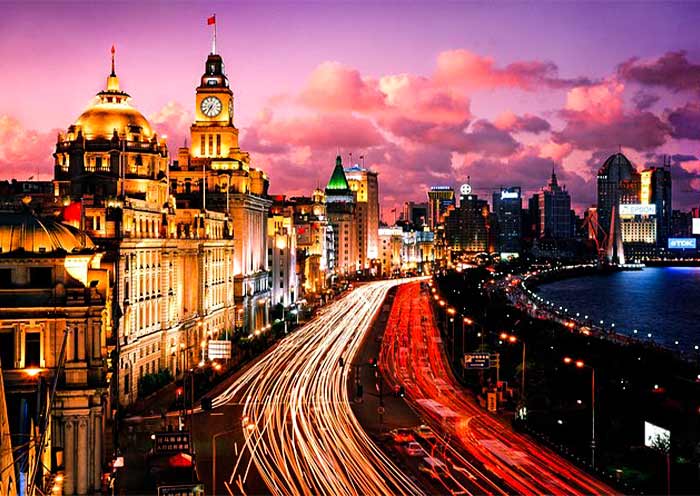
[326,155,350,191]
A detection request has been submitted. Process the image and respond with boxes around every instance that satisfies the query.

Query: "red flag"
[207,15,216,25]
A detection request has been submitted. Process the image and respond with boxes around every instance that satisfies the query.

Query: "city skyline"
[2,2,700,218]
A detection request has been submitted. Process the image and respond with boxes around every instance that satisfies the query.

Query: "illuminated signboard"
[693,218,700,235]
[619,204,656,216]
[668,238,697,249]
[644,421,670,449]
[208,340,232,360]
[154,432,191,454]
[500,190,520,200]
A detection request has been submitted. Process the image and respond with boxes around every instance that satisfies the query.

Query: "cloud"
[667,102,700,140]
[149,101,192,150]
[243,111,386,152]
[494,112,550,134]
[631,91,660,111]
[0,115,57,179]
[618,51,700,92]
[434,49,592,90]
[299,62,386,112]
[553,82,669,151]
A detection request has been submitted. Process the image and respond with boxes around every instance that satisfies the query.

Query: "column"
[64,419,75,495]
[93,412,102,492]
[77,417,88,495]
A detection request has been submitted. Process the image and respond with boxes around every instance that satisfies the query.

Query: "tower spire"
[110,44,116,76]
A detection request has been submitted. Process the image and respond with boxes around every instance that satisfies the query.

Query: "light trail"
[212,280,425,495]
[380,281,617,496]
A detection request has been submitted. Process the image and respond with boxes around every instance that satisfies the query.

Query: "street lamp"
[501,333,526,403]
[447,307,456,361]
[563,356,596,468]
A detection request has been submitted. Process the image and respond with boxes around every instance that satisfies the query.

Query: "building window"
[200,135,205,155]
[0,269,11,288]
[216,134,221,156]
[29,267,52,288]
[0,331,14,368]
[208,135,213,155]
[25,332,41,367]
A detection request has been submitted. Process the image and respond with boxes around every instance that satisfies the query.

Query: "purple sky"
[2,1,700,217]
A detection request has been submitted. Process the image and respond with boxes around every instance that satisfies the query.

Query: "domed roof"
[599,152,634,175]
[75,103,153,140]
[73,49,154,140]
[0,212,94,254]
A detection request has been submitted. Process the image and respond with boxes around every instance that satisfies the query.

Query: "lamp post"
[563,356,596,468]
[447,307,456,362]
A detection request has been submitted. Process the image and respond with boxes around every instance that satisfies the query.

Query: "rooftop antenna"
[110,44,116,76]
[361,154,365,168]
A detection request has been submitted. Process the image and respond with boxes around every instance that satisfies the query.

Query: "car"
[390,428,415,444]
[414,424,436,441]
[405,441,427,457]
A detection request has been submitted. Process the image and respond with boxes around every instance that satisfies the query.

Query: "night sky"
[2,1,700,217]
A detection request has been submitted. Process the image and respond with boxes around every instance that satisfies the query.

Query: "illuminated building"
[170,45,271,333]
[427,186,455,229]
[444,191,490,255]
[492,187,522,255]
[641,165,672,247]
[401,230,435,274]
[268,198,298,307]
[54,50,235,408]
[325,156,358,275]
[0,212,110,495]
[402,202,428,229]
[539,171,572,239]
[344,163,379,270]
[288,190,329,295]
[378,227,403,277]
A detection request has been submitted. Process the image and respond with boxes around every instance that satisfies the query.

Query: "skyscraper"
[444,192,490,254]
[345,162,379,270]
[325,156,358,275]
[427,186,455,229]
[539,170,572,239]
[492,187,522,255]
[641,165,672,247]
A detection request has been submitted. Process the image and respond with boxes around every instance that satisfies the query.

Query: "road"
[380,281,616,496]
[211,279,424,495]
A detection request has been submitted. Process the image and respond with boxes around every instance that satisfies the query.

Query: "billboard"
[644,421,670,449]
[463,353,491,369]
[619,204,656,216]
[668,238,697,249]
[693,218,700,235]
[500,189,520,200]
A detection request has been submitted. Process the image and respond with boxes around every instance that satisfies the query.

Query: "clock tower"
[191,53,241,159]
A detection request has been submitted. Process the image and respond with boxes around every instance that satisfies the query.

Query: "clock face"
[460,183,472,195]
[201,96,222,117]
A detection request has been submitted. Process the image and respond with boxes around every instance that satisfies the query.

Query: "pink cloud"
[618,51,700,92]
[149,100,192,150]
[494,111,550,134]
[434,49,591,90]
[0,115,57,179]
[667,102,700,140]
[299,61,386,112]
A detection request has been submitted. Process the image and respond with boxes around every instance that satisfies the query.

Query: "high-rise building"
[444,192,490,254]
[378,227,404,277]
[427,186,455,229]
[170,46,271,333]
[345,163,379,270]
[492,187,522,255]
[641,166,672,247]
[288,190,329,296]
[539,170,572,239]
[402,201,428,228]
[268,198,298,308]
[325,156,358,275]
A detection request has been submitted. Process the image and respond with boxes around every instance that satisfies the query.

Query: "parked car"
[414,424,436,441]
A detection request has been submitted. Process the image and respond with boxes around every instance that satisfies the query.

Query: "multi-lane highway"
[212,280,424,495]
[380,281,615,495]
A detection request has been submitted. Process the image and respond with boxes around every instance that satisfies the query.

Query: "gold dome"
[75,103,154,140]
[0,212,94,254]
